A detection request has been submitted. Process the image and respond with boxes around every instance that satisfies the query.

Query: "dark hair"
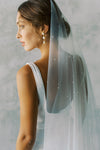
[18,0,70,36]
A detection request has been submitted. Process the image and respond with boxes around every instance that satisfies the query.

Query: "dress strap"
[26,62,46,109]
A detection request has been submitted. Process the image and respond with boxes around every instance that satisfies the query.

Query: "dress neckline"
[32,62,47,100]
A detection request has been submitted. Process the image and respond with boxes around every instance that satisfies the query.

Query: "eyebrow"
[16,20,25,25]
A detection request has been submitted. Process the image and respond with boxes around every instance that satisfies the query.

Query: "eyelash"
[19,25,24,28]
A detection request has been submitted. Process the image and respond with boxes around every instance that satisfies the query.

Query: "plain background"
[0,0,100,149]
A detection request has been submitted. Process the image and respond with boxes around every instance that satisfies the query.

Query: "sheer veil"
[28,0,99,149]
[43,0,98,149]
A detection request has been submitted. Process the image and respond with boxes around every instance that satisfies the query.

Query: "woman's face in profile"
[16,12,42,51]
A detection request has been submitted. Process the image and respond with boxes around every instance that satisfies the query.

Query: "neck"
[39,41,50,61]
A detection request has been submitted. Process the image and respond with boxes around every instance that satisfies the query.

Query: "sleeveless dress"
[26,62,74,150]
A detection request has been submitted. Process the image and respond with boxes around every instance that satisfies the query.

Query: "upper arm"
[16,65,39,138]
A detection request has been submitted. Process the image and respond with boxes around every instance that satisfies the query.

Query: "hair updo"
[17,0,70,37]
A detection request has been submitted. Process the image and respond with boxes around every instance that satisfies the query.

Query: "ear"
[44,24,49,34]
[40,24,49,34]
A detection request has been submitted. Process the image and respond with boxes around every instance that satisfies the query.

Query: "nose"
[16,31,21,39]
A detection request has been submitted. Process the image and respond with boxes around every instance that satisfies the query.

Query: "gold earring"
[42,32,45,44]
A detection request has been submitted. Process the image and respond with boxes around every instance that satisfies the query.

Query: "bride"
[16,0,97,150]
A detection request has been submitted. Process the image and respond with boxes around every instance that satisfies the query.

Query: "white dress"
[26,62,74,150]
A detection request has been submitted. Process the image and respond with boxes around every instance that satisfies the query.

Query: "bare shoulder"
[16,64,36,85]
[16,64,39,105]
[16,64,33,78]
[16,64,39,136]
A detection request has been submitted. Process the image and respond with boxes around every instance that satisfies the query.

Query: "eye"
[19,25,24,28]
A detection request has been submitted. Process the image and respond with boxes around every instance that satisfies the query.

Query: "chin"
[24,46,34,51]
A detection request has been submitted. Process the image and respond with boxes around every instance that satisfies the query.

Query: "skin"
[16,11,50,150]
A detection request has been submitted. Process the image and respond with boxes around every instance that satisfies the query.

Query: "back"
[26,62,74,150]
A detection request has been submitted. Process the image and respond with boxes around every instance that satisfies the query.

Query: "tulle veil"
[42,0,99,149]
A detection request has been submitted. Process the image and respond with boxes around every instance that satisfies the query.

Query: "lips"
[20,41,25,46]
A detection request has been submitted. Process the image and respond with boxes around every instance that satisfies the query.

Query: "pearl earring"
[42,32,45,44]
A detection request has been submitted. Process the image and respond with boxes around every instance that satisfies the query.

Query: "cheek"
[24,30,40,44]
[23,30,33,41]
[29,32,42,48]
